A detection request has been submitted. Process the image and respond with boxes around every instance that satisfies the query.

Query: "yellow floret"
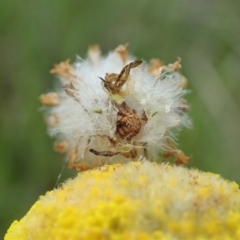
[5,161,240,240]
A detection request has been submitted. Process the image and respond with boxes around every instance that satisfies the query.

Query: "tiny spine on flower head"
[40,44,190,171]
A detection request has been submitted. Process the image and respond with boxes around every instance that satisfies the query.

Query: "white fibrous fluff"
[40,45,191,171]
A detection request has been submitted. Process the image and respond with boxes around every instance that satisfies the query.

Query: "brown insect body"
[89,102,142,159]
[116,102,142,141]
[101,60,142,94]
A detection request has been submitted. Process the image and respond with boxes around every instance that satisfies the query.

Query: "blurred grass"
[1,0,240,238]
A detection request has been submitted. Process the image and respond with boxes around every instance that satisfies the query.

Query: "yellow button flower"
[5,161,240,240]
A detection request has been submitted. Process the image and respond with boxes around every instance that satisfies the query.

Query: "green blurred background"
[1,0,240,237]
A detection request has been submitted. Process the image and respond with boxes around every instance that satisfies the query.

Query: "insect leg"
[89,148,120,157]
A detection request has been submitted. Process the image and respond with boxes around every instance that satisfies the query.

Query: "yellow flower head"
[5,161,240,240]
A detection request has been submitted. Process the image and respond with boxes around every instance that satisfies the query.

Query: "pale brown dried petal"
[54,142,68,154]
[50,59,76,80]
[174,149,190,165]
[88,44,101,63]
[163,139,190,165]
[40,93,60,106]
[179,75,188,88]
[47,113,60,128]
[168,57,182,72]
[115,44,129,63]
[149,58,164,77]
[67,146,79,166]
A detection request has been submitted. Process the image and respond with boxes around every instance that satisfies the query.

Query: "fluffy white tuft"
[40,45,190,169]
